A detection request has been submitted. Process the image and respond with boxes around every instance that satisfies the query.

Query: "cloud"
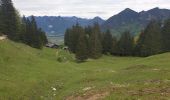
[13,0,170,19]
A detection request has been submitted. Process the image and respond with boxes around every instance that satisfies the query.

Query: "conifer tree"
[89,23,102,58]
[135,20,162,56]
[84,26,93,57]
[102,30,113,54]
[117,31,134,56]
[64,28,70,46]
[68,23,82,53]
[29,16,47,49]
[0,6,3,33]
[39,28,48,45]
[0,0,47,49]
[111,36,117,55]
[24,18,32,45]
[20,16,47,49]
[0,0,20,40]
[19,16,27,42]
[162,19,170,52]
[76,28,88,62]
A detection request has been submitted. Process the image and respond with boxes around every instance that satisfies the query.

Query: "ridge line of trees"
[0,0,47,49]
[65,19,170,62]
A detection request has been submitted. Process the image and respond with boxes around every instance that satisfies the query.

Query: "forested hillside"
[0,0,47,49]
[102,7,170,36]
[65,19,170,61]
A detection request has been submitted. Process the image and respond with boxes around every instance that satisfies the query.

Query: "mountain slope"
[102,7,170,36]
[34,16,105,35]
[0,40,170,99]
[35,7,170,37]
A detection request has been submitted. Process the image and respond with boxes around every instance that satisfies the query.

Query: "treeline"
[0,0,47,49]
[65,19,170,62]
[65,23,102,61]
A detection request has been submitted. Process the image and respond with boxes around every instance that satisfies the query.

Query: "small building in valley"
[46,43,59,49]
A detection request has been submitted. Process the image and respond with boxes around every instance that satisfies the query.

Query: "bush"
[56,49,75,63]
[57,56,67,63]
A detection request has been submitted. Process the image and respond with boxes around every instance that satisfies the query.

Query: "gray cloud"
[13,0,170,19]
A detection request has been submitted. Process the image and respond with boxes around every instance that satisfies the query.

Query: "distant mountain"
[34,16,105,35]
[34,7,170,37]
[102,7,170,36]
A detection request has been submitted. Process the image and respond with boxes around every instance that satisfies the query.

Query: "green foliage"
[75,28,88,62]
[64,28,70,46]
[116,31,134,56]
[135,20,162,56]
[0,8,3,33]
[57,49,74,62]
[65,23,81,53]
[20,16,48,49]
[65,23,102,60]
[65,19,170,58]
[88,23,102,59]
[162,18,170,52]
[0,0,20,40]
[0,0,47,49]
[102,30,114,54]
[110,22,142,37]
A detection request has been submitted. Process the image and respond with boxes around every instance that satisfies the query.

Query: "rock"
[83,87,92,91]
[51,87,56,91]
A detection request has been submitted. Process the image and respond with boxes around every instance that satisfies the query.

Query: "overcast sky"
[13,0,170,19]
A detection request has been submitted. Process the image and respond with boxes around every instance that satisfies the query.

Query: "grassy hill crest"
[0,40,170,99]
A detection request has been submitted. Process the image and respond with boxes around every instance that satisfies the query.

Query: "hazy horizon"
[13,0,170,19]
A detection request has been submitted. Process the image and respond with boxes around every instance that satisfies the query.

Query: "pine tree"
[0,0,47,48]
[68,23,82,53]
[24,18,32,45]
[30,16,47,49]
[0,0,20,40]
[111,36,117,55]
[64,23,104,59]
[162,19,170,52]
[21,16,47,49]
[29,16,38,48]
[19,16,27,42]
[39,28,48,45]
[135,20,162,56]
[0,6,3,33]
[84,26,93,57]
[117,31,134,56]
[75,28,88,62]
[64,28,70,46]
[102,30,113,54]
[89,23,102,59]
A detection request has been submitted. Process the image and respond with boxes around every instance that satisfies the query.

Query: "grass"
[0,40,170,100]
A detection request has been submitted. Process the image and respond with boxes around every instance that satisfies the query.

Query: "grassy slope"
[0,40,170,100]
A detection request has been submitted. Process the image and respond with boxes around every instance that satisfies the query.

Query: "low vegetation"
[0,40,170,99]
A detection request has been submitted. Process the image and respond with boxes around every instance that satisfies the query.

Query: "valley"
[1,0,170,99]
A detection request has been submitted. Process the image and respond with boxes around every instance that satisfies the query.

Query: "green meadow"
[0,40,170,100]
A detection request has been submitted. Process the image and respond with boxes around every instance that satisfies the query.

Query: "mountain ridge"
[34,7,170,36]
[102,7,170,36]
[34,16,105,35]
